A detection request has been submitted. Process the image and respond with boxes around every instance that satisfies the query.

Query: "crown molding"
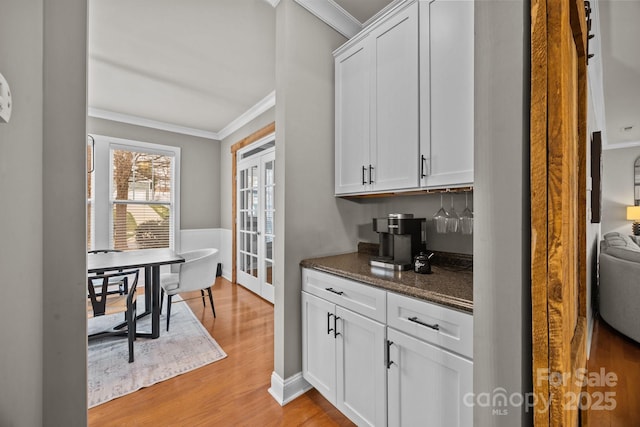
[294,0,362,39]
[217,90,276,140]
[263,0,281,7]
[88,108,221,140]
[88,90,276,142]
[362,0,404,27]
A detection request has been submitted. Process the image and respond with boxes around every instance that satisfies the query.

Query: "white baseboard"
[268,371,312,406]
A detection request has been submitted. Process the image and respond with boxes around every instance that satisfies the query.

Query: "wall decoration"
[591,131,602,223]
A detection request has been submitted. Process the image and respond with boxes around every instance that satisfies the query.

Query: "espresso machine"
[369,213,426,271]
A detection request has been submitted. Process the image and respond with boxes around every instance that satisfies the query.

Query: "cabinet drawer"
[302,268,386,323]
[387,292,472,359]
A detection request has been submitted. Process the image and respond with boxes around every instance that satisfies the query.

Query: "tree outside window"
[112,149,173,250]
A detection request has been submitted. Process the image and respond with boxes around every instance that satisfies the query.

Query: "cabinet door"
[387,328,473,427]
[370,1,420,192]
[335,40,370,195]
[302,292,337,404]
[335,306,387,426]
[420,0,474,188]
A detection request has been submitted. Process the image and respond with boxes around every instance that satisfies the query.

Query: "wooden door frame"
[230,122,275,284]
[531,0,588,425]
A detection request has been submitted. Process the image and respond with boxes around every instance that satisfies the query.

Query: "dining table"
[88,248,185,339]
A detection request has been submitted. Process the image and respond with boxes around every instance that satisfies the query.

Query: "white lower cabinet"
[302,291,336,400]
[337,305,387,426]
[387,328,473,427]
[302,291,387,426]
[302,268,473,427]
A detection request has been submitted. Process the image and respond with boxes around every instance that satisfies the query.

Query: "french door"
[237,149,275,303]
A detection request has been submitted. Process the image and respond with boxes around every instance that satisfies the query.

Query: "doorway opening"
[230,122,276,304]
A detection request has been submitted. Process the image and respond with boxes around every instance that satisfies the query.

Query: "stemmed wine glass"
[446,194,459,233]
[433,194,448,234]
[460,192,473,235]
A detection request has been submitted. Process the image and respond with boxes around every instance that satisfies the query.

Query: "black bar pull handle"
[334,316,341,338]
[408,316,440,331]
[421,155,427,178]
[327,312,334,335]
[386,340,395,369]
[362,166,367,185]
[369,165,374,184]
[325,287,344,296]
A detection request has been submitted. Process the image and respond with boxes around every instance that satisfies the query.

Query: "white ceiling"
[89,0,636,148]
[88,0,276,139]
[333,0,395,24]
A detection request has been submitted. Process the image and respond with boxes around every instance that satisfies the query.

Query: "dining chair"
[160,248,219,331]
[88,249,128,295]
[87,269,140,363]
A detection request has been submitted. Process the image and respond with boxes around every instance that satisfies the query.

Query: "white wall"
[270,0,477,390]
[1,1,87,425]
[358,193,474,254]
[274,0,378,381]
[88,117,221,229]
[42,0,88,425]
[585,51,604,354]
[0,2,45,425]
[602,145,640,235]
[220,107,275,230]
[473,1,531,426]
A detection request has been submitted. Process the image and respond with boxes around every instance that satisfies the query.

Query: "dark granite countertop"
[300,252,473,313]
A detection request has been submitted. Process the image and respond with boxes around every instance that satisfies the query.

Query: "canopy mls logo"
[464,368,618,415]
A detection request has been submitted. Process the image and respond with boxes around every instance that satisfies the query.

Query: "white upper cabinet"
[334,0,474,196]
[369,2,420,192]
[420,0,474,189]
[335,41,370,194]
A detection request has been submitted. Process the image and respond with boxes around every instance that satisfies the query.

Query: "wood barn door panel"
[531,0,588,425]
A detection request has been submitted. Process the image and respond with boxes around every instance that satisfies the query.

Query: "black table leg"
[129,265,159,339]
[144,265,152,315]
[151,264,160,339]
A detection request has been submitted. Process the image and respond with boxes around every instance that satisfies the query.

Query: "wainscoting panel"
[180,228,232,281]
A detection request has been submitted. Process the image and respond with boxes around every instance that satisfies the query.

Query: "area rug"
[87,296,227,408]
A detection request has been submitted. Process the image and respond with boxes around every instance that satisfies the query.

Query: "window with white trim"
[87,135,180,251]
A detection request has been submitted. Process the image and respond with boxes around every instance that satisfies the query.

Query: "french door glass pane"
[263,158,275,287]
[265,211,274,235]
[240,169,247,190]
[239,163,259,277]
[237,149,275,300]
[265,259,273,286]
[265,236,273,260]
[251,256,259,278]
[245,233,251,254]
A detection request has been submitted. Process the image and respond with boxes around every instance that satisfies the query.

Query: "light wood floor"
[89,281,640,426]
[88,277,354,426]
[587,315,640,426]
